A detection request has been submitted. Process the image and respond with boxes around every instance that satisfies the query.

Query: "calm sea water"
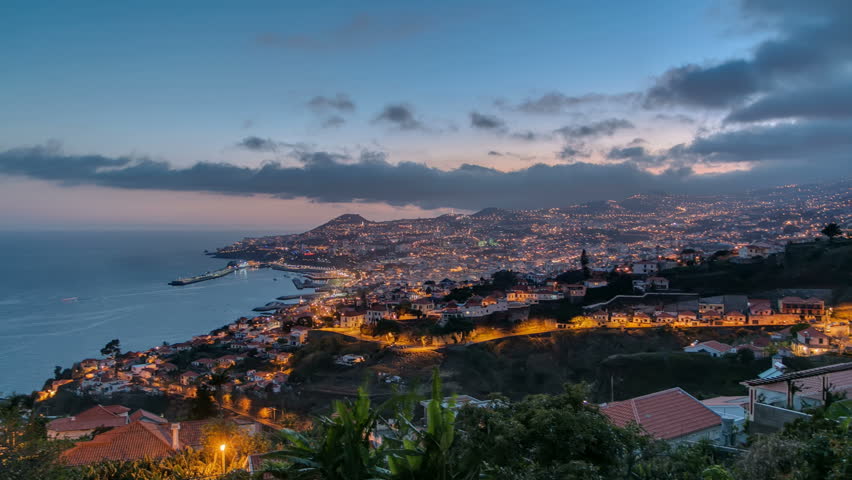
[0,230,301,395]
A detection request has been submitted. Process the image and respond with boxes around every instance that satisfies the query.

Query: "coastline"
[0,230,301,395]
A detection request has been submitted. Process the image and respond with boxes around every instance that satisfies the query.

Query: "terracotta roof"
[60,421,175,465]
[691,341,733,353]
[48,405,129,433]
[129,409,168,424]
[60,419,213,466]
[601,388,721,440]
[798,327,830,340]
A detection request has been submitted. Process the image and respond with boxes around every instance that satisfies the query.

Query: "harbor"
[167,260,247,286]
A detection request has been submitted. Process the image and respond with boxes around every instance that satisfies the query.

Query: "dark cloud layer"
[644,0,852,109]
[725,80,852,122]
[3,143,841,211]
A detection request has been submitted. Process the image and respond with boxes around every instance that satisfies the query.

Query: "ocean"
[0,230,303,395]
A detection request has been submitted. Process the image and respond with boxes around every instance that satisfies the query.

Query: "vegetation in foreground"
[3,371,851,480]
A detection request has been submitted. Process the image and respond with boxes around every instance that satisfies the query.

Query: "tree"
[100,338,121,358]
[580,249,590,279]
[821,222,842,241]
[207,372,229,411]
[100,338,121,374]
[53,366,62,380]
[190,385,217,420]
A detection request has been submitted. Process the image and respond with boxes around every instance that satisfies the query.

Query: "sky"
[0,0,850,230]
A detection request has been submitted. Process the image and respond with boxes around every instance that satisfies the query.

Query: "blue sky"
[0,0,848,229]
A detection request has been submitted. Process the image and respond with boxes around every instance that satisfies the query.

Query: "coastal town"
[18,204,849,472]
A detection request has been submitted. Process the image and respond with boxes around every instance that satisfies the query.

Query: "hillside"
[662,240,852,301]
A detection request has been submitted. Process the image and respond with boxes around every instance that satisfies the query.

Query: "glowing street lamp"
[219,444,226,473]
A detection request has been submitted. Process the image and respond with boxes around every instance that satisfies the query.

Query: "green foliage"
[264,387,390,479]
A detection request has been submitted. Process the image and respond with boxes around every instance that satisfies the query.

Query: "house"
[723,311,747,325]
[560,284,587,298]
[60,419,212,466]
[179,371,200,386]
[701,396,748,422]
[778,297,825,317]
[601,388,723,443]
[190,358,216,370]
[288,327,310,346]
[411,297,436,313]
[738,244,770,259]
[748,299,773,317]
[646,276,669,290]
[698,297,725,315]
[684,340,734,357]
[794,327,833,355]
[337,310,366,329]
[677,311,698,325]
[632,261,658,275]
[655,312,677,324]
[583,275,608,288]
[47,405,131,440]
[743,362,852,431]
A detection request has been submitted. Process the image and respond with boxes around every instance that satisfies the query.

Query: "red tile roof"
[48,405,129,433]
[692,340,733,353]
[601,388,721,440]
[60,419,213,466]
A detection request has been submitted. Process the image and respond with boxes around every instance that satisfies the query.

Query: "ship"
[169,266,234,286]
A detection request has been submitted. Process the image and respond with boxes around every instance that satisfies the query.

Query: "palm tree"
[821,222,842,241]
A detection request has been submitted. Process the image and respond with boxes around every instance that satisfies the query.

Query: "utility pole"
[610,375,615,403]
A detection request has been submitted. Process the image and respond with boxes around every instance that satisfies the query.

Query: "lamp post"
[219,443,226,474]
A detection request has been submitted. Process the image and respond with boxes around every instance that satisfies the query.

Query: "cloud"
[236,136,281,152]
[500,91,639,114]
[373,104,426,131]
[256,13,432,51]
[554,118,635,140]
[681,118,852,163]
[322,116,346,128]
[606,146,664,165]
[644,1,852,109]
[653,113,696,124]
[470,112,506,131]
[556,145,590,161]
[725,79,852,122]
[1,143,846,211]
[308,93,356,113]
[487,151,503,156]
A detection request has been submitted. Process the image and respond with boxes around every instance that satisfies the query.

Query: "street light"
[219,444,226,473]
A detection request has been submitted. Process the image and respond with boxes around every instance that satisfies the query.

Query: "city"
[2,1,852,479]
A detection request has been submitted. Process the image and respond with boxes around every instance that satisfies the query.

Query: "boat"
[62,297,78,303]
[169,267,234,286]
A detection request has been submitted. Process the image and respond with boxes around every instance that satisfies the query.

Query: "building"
[794,326,834,355]
[337,310,366,328]
[47,405,131,440]
[684,340,734,357]
[632,261,658,275]
[601,388,723,444]
[60,419,211,466]
[778,297,825,317]
[743,362,852,431]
